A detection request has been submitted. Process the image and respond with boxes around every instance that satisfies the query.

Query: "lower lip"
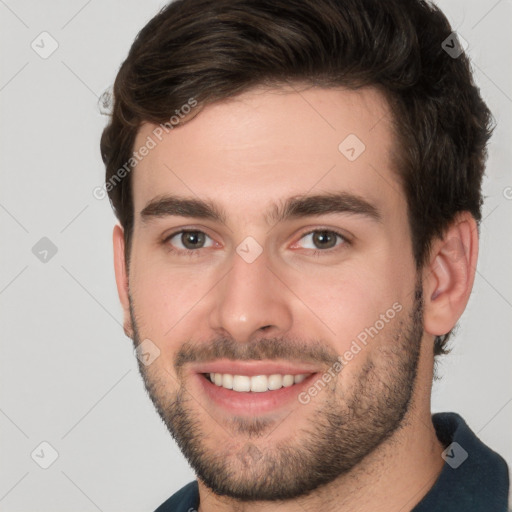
[196,373,317,416]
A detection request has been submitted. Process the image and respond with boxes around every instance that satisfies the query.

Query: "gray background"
[1,0,511,510]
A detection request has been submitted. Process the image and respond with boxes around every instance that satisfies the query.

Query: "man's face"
[124,85,425,500]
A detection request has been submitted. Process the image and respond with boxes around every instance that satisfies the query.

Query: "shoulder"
[153,480,199,512]
[413,412,510,511]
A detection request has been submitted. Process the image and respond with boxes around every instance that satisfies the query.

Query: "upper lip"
[192,359,322,377]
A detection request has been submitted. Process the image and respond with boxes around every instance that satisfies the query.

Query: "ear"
[113,224,133,339]
[423,212,479,337]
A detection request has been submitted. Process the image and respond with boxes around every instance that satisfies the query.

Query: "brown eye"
[311,230,338,249]
[165,230,214,254]
[180,231,206,249]
[298,229,347,251]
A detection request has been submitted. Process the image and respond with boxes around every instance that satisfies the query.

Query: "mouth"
[191,360,321,416]
[203,372,311,392]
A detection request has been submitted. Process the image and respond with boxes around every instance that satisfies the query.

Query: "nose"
[208,247,293,344]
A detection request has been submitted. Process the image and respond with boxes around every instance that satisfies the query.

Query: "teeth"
[283,374,294,387]
[208,373,311,392]
[233,375,251,392]
[250,375,269,392]
[222,373,233,389]
[294,374,307,384]
[268,374,283,390]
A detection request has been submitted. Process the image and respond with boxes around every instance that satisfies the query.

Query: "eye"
[162,228,349,258]
[164,230,215,255]
[294,229,348,254]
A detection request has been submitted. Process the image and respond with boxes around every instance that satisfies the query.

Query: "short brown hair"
[100,0,494,357]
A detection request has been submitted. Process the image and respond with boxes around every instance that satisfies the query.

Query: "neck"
[197,346,444,512]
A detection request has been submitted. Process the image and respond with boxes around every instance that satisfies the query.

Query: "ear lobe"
[113,224,133,339]
[423,213,479,337]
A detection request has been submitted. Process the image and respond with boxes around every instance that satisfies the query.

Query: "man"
[100,0,510,510]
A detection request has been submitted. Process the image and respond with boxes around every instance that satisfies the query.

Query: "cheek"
[292,277,380,353]
[290,256,410,354]
[129,253,209,342]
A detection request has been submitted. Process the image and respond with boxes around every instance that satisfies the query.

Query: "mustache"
[174,336,340,373]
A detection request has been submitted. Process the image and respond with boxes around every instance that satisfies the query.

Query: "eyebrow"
[140,192,382,226]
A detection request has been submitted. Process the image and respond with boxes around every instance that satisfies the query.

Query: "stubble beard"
[129,281,424,501]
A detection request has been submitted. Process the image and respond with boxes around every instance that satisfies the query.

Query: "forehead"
[131,85,401,223]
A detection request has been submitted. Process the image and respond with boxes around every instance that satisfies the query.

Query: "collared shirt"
[154,412,510,512]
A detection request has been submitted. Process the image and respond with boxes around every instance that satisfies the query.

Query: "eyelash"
[162,228,350,258]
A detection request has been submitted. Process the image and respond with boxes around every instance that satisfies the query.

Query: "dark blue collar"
[412,412,509,511]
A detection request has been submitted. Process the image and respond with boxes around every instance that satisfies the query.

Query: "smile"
[205,372,311,392]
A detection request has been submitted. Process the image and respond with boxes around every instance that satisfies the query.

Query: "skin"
[113,84,479,511]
